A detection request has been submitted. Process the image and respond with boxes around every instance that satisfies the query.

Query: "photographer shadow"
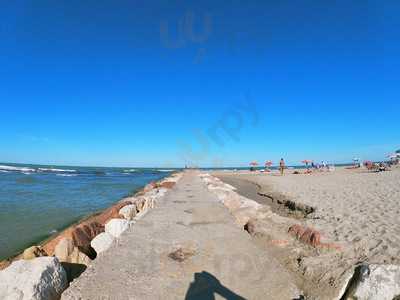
[185,271,246,300]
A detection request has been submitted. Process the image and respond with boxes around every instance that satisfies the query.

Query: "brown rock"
[94,202,130,225]
[71,222,104,258]
[23,246,47,260]
[42,201,132,257]
[158,181,176,189]
[299,228,320,247]
[0,260,12,271]
[144,181,157,192]
[288,224,306,239]
[54,238,75,262]
[289,224,321,248]
[42,227,74,256]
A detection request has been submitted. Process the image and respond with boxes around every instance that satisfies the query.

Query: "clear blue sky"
[0,1,398,167]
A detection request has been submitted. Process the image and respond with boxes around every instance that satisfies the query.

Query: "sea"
[0,163,176,260]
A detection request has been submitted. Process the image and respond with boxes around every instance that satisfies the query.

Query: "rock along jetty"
[61,170,300,299]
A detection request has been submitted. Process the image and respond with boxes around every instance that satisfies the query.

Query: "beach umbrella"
[265,161,273,167]
[301,160,313,170]
[249,161,258,171]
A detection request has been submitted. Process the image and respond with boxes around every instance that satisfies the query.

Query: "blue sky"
[0,1,398,167]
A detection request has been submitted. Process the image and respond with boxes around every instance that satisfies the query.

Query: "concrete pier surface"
[62,171,300,299]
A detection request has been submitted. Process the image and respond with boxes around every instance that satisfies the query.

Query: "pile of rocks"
[0,173,182,300]
[199,173,268,227]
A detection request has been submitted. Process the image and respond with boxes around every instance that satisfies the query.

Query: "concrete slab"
[62,171,300,300]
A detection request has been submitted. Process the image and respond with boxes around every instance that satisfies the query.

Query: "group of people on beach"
[277,158,334,176]
[257,153,398,176]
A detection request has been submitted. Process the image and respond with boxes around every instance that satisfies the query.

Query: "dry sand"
[214,166,400,298]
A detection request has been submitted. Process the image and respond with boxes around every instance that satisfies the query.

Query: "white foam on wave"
[123,169,137,173]
[158,169,174,172]
[0,165,36,172]
[38,168,76,173]
[56,174,77,177]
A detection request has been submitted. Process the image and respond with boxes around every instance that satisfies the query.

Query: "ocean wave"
[38,168,76,173]
[0,165,36,172]
[56,174,78,177]
[157,169,175,172]
[123,169,138,173]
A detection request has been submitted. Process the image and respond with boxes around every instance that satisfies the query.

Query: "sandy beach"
[213,166,400,298]
[216,167,400,261]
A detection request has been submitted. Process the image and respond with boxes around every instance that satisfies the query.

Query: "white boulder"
[90,232,115,254]
[0,257,68,300]
[119,204,137,220]
[239,197,262,210]
[157,188,168,197]
[342,264,400,300]
[105,219,130,238]
[223,183,237,191]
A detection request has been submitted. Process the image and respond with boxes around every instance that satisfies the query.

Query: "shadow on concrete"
[185,271,246,300]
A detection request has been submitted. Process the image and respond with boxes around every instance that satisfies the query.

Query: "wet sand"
[215,175,306,219]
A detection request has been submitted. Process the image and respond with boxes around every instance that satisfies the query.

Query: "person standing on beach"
[279,158,285,176]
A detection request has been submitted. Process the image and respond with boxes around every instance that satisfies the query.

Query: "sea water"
[0,163,175,260]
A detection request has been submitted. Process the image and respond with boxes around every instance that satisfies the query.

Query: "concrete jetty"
[62,171,300,299]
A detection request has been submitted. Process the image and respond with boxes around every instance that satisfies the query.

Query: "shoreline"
[0,172,177,270]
